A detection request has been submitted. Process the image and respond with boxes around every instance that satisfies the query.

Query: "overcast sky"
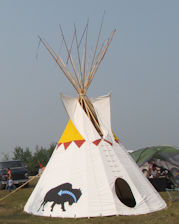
[0,0,178,159]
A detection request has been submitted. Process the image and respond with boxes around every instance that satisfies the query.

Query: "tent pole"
[0,174,39,203]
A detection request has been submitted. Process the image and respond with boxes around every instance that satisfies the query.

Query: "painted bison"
[38,183,82,212]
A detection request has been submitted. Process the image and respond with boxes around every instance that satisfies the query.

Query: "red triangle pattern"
[57,139,113,149]
[104,139,113,146]
[57,143,62,149]
[63,142,72,150]
[93,139,101,146]
[74,140,85,148]
[57,140,86,150]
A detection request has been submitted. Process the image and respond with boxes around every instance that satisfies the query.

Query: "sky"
[0,0,179,159]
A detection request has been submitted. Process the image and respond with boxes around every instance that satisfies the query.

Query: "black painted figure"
[38,183,82,212]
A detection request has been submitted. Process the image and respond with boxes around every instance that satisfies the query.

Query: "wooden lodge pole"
[0,174,39,203]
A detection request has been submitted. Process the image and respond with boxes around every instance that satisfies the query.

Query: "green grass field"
[0,177,178,224]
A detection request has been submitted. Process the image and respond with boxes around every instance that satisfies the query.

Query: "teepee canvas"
[24,22,166,217]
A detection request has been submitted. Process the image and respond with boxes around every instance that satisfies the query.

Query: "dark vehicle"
[0,160,28,189]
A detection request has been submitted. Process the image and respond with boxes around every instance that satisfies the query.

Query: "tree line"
[5,143,56,176]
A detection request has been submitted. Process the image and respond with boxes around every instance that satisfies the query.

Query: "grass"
[0,177,178,224]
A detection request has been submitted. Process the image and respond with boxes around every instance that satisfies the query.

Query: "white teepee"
[24,22,166,218]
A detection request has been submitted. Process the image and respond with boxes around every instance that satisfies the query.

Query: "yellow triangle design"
[58,120,84,144]
[113,131,119,143]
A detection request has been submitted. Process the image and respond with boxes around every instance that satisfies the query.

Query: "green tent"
[131,146,179,167]
[131,146,179,184]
